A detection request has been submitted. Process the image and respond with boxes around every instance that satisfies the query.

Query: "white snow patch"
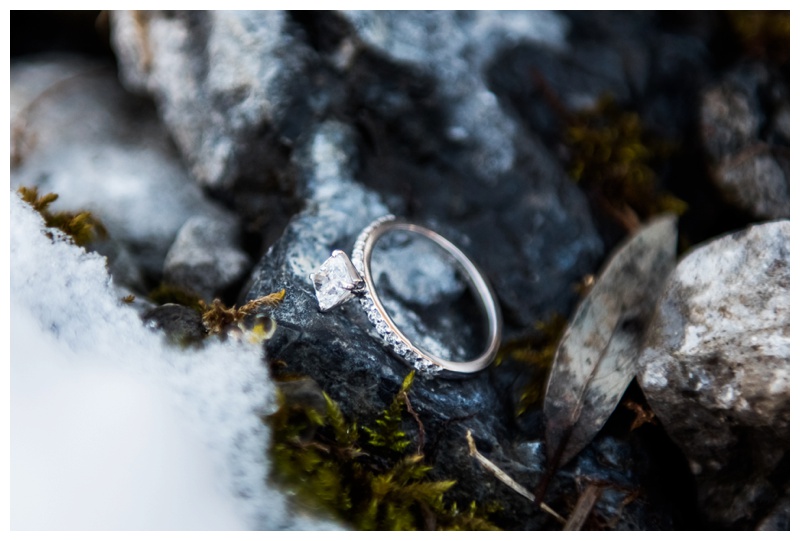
[9,193,340,530]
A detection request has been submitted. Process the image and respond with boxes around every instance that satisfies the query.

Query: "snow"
[9,193,338,530]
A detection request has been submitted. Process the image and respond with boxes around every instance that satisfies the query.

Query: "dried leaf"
[563,483,603,531]
[543,215,677,467]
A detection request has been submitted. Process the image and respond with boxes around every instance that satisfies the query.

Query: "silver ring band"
[310,215,502,376]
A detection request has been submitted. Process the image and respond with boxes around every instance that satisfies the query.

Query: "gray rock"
[163,214,251,301]
[110,10,316,235]
[637,220,789,528]
[111,10,568,188]
[108,11,586,249]
[110,10,603,324]
[10,54,234,280]
[700,85,759,162]
[713,147,789,220]
[700,64,790,220]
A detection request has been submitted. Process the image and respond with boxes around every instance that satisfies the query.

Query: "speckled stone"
[637,220,789,528]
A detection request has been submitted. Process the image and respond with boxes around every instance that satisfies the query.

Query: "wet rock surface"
[637,221,789,529]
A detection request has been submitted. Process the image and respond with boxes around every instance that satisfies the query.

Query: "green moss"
[728,10,789,61]
[148,283,204,313]
[496,314,567,416]
[17,186,107,247]
[268,372,500,530]
[363,371,415,453]
[565,96,687,225]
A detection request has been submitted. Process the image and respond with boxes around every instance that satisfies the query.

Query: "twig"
[465,430,566,524]
[563,483,603,531]
[404,392,425,456]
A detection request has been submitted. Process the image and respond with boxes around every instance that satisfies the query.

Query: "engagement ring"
[310,215,501,376]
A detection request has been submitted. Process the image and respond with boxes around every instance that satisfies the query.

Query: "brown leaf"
[543,215,677,467]
[623,399,657,431]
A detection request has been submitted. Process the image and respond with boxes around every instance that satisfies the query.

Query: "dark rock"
[112,9,604,327]
[245,121,657,529]
[489,12,710,145]
[637,221,789,529]
[756,497,790,531]
[336,10,568,182]
[142,303,206,345]
[699,63,790,220]
[487,40,631,144]
[163,214,251,301]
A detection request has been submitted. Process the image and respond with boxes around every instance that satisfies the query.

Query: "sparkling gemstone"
[310,251,362,311]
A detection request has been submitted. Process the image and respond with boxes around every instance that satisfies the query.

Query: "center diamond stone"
[310,250,364,311]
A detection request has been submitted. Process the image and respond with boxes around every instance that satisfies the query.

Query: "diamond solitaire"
[310,250,364,312]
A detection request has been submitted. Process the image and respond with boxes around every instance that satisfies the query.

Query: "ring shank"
[359,220,501,374]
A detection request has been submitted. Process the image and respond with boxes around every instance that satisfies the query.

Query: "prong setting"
[310,250,364,312]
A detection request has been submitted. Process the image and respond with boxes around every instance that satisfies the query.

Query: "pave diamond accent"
[358,289,443,376]
[310,250,364,311]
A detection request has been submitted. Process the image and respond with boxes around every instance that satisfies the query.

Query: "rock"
[10,54,235,281]
[111,10,568,188]
[246,120,516,519]
[699,63,790,220]
[337,10,568,181]
[713,146,789,220]
[142,303,207,345]
[245,121,661,529]
[700,85,759,162]
[112,9,603,325]
[108,11,602,283]
[110,10,315,239]
[488,12,710,145]
[163,214,251,301]
[756,497,790,531]
[340,13,604,326]
[637,221,789,528]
